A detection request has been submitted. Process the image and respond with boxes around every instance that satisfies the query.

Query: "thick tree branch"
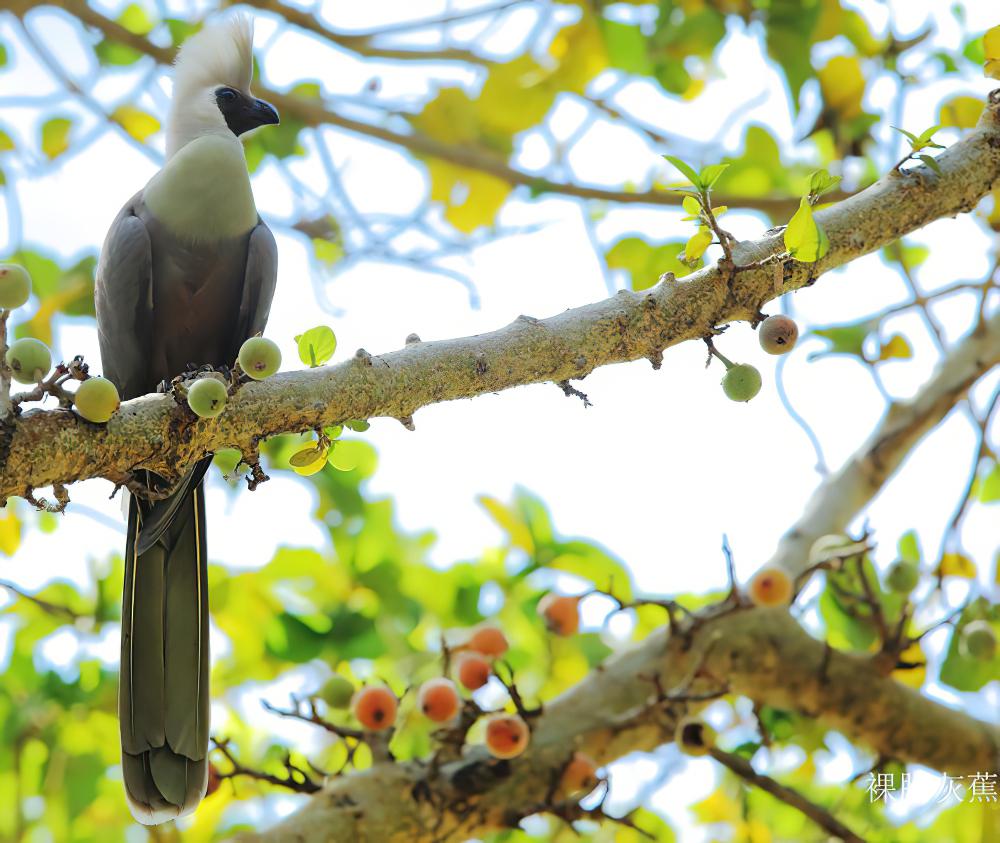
[3,97,999,501]
[236,606,999,843]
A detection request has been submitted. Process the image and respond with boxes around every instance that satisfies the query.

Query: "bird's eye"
[216,88,237,102]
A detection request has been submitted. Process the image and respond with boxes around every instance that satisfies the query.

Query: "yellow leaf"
[290,443,328,476]
[986,60,1000,81]
[984,25,1000,70]
[111,105,161,142]
[0,129,14,152]
[939,95,982,129]
[878,334,912,361]
[891,640,927,689]
[784,197,830,262]
[0,508,20,556]
[935,552,976,579]
[426,160,511,234]
[548,12,608,95]
[19,277,89,347]
[683,228,712,263]
[818,55,866,119]
[41,117,72,159]
[328,439,364,472]
[478,495,534,554]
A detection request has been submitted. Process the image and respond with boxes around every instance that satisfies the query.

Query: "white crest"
[166,15,256,158]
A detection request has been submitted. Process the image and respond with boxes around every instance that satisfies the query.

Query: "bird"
[94,15,279,825]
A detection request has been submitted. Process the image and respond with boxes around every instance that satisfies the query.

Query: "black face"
[215,87,280,136]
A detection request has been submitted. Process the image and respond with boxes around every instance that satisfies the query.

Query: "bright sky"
[0,0,997,837]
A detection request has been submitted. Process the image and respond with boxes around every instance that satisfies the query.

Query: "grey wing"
[96,194,153,400]
[236,220,278,344]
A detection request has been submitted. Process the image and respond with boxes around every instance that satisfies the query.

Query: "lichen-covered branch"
[237,605,999,843]
[3,97,1000,502]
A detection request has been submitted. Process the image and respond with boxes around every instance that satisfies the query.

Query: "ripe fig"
[758,314,799,355]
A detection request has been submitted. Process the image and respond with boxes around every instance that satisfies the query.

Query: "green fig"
[0,264,31,310]
[187,377,228,418]
[238,336,281,381]
[318,674,355,709]
[721,363,762,402]
[885,560,920,594]
[960,620,997,661]
[5,337,51,384]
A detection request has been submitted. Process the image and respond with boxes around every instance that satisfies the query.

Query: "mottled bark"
[3,95,999,502]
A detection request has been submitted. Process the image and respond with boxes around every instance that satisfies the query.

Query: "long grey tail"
[119,477,210,825]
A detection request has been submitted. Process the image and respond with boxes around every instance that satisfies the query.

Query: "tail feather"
[120,476,210,826]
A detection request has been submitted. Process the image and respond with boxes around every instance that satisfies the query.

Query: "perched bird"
[95,16,279,825]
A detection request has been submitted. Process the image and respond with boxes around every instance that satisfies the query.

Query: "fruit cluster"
[0,262,282,423]
[299,602,597,795]
[715,314,801,403]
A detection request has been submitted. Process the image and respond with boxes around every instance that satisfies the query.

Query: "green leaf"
[118,3,155,35]
[605,238,698,289]
[808,168,840,197]
[891,125,920,146]
[165,18,201,45]
[681,195,702,217]
[978,462,1000,503]
[898,531,921,564]
[95,40,143,66]
[41,117,73,159]
[784,197,829,262]
[295,325,336,367]
[918,154,942,175]
[663,155,702,189]
[810,318,878,359]
[600,19,652,75]
[917,124,942,144]
[698,162,729,189]
[0,41,7,68]
[940,602,999,692]
[345,419,370,432]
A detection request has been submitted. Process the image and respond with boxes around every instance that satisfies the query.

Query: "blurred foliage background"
[0,0,998,841]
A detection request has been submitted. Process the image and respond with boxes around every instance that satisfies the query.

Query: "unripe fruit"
[748,567,793,607]
[418,677,461,723]
[187,376,228,418]
[455,652,491,690]
[885,560,920,594]
[238,336,282,380]
[675,716,716,757]
[318,674,355,709]
[484,713,530,759]
[0,264,31,309]
[960,620,997,661]
[758,314,799,355]
[537,593,580,636]
[205,762,221,797]
[74,376,120,423]
[467,625,509,658]
[351,684,398,731]
[560,752,599,796]
[721,363,761,402]
[5,337,51,384]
